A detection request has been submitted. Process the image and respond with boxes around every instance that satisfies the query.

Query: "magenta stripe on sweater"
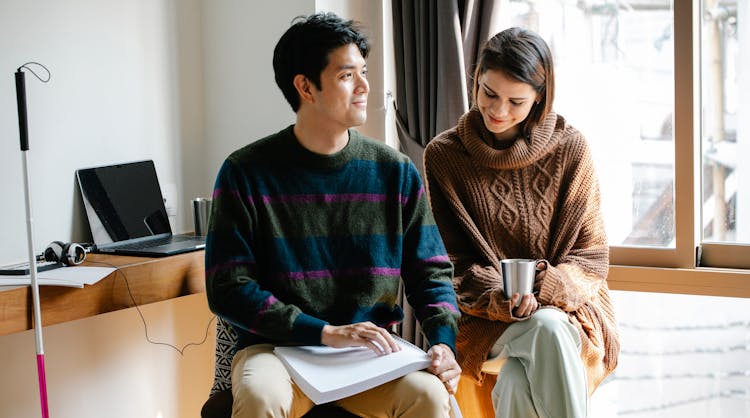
[216,190,417,207]
[421,255,450,263]
[405,255,450,271]
[258,295,278,315]
[398,187,423,205]
[282,267,401,280]
[261,193,388,204]
[212,188,240,199]
[415,186,425,201]
[425,302,459,312]
[249,295,279,333]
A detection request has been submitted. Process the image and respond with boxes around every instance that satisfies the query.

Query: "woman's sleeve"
[424,142,517,323]
[536,136,610,312]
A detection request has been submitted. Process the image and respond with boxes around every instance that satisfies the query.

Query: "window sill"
[608,264,750,298]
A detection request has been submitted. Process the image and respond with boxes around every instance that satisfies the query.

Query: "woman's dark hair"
[473,27,554,137]
[273,12,370,112]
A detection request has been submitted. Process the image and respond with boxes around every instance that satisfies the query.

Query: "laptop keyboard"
[115,235,195,250]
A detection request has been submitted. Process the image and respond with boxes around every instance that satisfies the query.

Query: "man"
[205,12,461,418]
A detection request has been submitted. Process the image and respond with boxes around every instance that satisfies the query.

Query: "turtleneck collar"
[456,107,563,170]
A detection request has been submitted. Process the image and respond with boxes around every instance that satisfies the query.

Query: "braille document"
[274,335,431,405]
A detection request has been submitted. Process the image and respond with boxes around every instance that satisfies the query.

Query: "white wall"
[0,0,386,268]
[0,1,352,417]
[0,1,389,416]
[316,0,389,144]
[202,0,388,180]
[0,0,205,265]
[201,0,315,189]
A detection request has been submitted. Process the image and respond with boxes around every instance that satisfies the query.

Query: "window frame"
[607,1,750,298]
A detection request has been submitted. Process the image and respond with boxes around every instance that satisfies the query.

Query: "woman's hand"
[511,292,539,317]
[426,344,462,395]
[510,259,547,317]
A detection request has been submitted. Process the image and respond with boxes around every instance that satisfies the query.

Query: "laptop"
[76,160,206,257]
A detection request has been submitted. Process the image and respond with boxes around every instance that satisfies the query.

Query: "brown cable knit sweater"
[424,107,620,395]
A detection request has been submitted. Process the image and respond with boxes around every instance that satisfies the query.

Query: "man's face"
[309,43,369,129]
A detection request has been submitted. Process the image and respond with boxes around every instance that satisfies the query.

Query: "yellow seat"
[455,359,504,418]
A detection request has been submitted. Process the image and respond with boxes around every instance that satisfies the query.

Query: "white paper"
[0,266,116,288]
[274,336,431,404]
[274,336,463,416]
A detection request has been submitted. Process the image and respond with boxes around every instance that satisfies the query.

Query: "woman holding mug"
[424,27,619,417]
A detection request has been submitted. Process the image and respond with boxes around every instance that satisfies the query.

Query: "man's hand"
[426,344,461,395]
[321,322,401,355]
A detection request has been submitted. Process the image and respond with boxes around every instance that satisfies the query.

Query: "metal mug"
[192,197,212,236]
[501,258,538,307]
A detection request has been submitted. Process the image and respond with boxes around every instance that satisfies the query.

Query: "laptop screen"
[77,160,171,244]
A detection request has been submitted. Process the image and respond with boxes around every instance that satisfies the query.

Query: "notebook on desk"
[76,160,205,257]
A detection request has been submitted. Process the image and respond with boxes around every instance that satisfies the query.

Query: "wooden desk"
[0,250,205,337]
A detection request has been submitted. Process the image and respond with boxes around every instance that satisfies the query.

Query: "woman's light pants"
[489,308,587,418]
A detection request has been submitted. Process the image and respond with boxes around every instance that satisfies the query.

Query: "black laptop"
[76,160,205,257]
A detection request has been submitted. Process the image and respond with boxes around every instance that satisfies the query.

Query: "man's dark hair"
[273,12,370,112]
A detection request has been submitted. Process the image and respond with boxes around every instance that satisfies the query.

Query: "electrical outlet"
[162,183,178,217]
[161,182,178,233]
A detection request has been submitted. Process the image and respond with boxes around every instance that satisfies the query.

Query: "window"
[495,1,750,417]
[701,0,739,244]
[495,0,750,271]
[496,0,677,251]
[699,0,750,269]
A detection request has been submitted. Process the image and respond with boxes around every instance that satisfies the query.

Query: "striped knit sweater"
[205,126,459,353]
[424,107,619,394]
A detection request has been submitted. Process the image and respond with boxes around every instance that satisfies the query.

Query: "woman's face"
[475,69,539,142]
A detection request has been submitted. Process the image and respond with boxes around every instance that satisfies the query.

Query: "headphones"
[38,241,88,266]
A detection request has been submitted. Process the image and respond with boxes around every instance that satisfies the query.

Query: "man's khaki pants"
[230,344,452,418]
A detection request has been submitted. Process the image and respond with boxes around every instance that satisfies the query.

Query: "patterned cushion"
[211,316,238,395]
[206,319,358,418]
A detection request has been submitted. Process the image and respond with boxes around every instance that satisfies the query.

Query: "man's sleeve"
[399,162,460,354]
[204,159,328,345]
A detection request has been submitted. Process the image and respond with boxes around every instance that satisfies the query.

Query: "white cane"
[16,62,51,418]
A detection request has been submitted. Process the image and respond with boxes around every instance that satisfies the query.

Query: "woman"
[424,27,619,418]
